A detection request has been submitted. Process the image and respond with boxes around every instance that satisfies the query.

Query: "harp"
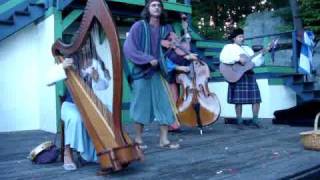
[51,0,143,173]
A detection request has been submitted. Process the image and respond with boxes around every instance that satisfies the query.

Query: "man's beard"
[150,11,161,18]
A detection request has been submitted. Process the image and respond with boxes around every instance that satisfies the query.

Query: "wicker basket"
[300,112,320,151]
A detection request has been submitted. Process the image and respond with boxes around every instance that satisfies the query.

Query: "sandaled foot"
[159,142,180,149]
[168,123,181,133]
[63,162,77,171]
[135,141,148,150]
[168,127,182,133]
[134,138,148,150]
[243,120,252,126]
[252,121,263,129]
[237,124,246,130]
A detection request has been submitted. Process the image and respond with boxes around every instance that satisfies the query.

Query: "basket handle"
[313,112,320,131]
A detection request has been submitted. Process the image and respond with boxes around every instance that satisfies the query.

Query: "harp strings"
[71,24,114,128]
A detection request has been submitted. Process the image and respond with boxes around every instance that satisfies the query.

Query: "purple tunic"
[122,20,176,125]
[123,20,172,66]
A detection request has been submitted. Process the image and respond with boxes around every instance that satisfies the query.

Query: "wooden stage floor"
[1,119,320,180]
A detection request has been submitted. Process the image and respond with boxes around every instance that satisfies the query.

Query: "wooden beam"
[62,9,83,31]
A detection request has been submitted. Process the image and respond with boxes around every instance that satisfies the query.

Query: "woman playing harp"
[47,30,111,171]
[51,0,143,173]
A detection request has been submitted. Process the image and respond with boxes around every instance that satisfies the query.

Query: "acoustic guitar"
[219,39,278,83]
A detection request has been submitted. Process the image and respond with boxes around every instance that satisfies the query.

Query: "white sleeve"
[242,46,254,56]
[242,46,264,67]
[251,53,264,67]
[46,64,67,86]
[219,44,240,64]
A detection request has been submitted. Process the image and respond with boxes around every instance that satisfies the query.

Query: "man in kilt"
[220,28,265,128]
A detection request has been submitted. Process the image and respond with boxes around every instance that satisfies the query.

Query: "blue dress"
[61,91,98,162]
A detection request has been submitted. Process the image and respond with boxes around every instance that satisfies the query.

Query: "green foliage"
[272,7,293,32]
[191,0,274,39]
[237,19,246,29]
[272,0,320,37]
[269,0,289,8]
[300,0,320,37]
[272,7,292,22]
[189,0,319,39]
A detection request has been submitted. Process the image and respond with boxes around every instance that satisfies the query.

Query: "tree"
[271,0,320,37]
[300,0,320,37]
[191,0,273,39]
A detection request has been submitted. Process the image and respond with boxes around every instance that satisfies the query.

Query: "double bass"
[163,15,221,134]
[52,0,142,174]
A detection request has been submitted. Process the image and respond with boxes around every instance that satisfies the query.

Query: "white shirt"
[219,43,264,66]
[46,60,112,111]
[46,63,67,86]
[47,59,109,91]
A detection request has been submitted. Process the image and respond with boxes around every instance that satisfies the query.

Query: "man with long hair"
[123,0,180,149]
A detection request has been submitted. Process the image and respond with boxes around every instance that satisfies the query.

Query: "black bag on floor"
[273,100,320,127]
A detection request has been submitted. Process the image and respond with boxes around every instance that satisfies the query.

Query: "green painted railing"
[57,0,191,14]
[0,0,24,14]
[108,0,192,13]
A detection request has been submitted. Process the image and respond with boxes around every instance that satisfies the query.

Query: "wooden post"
[292,31,299,72]
[289,0,303,31]
[289,0,303,73]
[184,0,191,25]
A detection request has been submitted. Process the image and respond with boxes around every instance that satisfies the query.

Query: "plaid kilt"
[228,71,261,104]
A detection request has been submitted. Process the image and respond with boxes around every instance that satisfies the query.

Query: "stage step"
[282,73,320,103]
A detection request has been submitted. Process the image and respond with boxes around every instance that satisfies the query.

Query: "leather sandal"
[159,142,180,149]
[135,142,148,150]
[63,162,77,171]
